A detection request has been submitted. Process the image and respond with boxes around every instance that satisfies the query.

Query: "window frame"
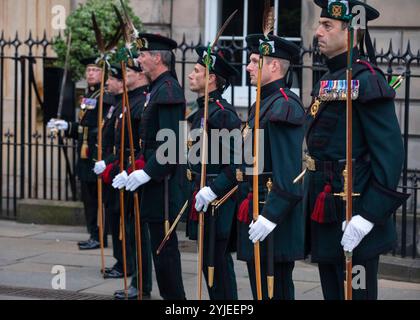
[204,0,302,107]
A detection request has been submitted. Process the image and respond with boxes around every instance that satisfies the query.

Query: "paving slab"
[0,220,419,300]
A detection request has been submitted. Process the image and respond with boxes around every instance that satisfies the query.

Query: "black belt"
[305,154,370,173]
[139,139,161,150]
[243,172,273,192]
[114,147,139,154]
[187,169,218,185]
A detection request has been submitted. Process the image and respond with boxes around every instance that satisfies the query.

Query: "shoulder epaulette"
[152,79,185,105]
[353,59,395,103]
[268,88,305,126]
[208,99,241,130]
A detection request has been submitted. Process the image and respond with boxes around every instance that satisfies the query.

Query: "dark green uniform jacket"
[237,78,305,262]
[104,85,148,167]
[304,48,408,263]
[186,90,242,241]
[102,93,122,165]
[139,71,188,223]
[67,84,113,182]
[101,93,122,206]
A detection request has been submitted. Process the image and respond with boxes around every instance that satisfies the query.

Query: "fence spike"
[388,38,394,56]
[406,40,413,56]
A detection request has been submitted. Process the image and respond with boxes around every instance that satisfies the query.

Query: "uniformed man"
[92,64,134,279]
[108,62,154,299]
[112,34,187,300]
[48,57,111,250]
[303,0,408,300]
[236,34,305,300]
[186,46,241,300]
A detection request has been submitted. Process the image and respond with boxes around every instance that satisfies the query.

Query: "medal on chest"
[319,80,360,101]
[199,117,205,134]
[144,93,151,109]
[106,106,115,120]
[119,106,127,119]
[80,97,97,110]
[310,99,321,118]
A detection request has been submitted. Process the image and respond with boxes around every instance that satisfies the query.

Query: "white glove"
[248,215,277,243]
[93,160,106,175]
[194,186,217,212]
[47,119,68,131]
[341,215,374,252]
[47,119,57,129]
[126,170,151,191]
[112,171,128,190]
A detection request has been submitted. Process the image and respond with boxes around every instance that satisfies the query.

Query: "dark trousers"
[106,188,134,273]
[149,222,186,300]
[318,256,379,300]
[247,260,295,300]
[80,181,99,240]
[128,220,153,294]
[203,240,238,300]
[122,192,152,293]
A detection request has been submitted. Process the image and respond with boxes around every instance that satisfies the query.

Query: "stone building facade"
[1,0,419,204]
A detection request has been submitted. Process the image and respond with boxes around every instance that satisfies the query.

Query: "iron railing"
[0,31,419,257]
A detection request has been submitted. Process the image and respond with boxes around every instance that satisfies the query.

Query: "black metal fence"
[0,31,78,222]
[0,31,419,258]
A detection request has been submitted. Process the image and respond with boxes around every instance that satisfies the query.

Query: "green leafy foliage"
[53,0,143,81]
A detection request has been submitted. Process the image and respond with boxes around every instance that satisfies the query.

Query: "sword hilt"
[333,167,360,200]
[333,191,360,201]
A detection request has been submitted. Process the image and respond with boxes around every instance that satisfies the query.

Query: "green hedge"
[53,0,143,81]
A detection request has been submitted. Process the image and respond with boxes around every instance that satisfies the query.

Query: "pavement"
[0,220,419,300]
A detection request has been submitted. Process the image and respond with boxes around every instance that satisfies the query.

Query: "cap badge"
[258,40,275,56]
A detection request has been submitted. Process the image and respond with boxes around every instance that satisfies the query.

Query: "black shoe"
[78,239,100,250]
[103,268,124,279]
[78,236,105,246]
[104,267,133,278]
[104,262,124,274]
[114,286,150,300]
[77,238,91,246]
[114,286,138,300]
[114,288,124,297]
[103,267,114,273]
[113,286,136,296]
[79,234,108,247]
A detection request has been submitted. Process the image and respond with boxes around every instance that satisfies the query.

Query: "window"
[205,0,302,108]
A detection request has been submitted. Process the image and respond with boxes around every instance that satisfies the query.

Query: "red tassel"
[102,160,119,185]
[237,193,252,224]
[127,155,145,174]
[189,190,199,221]
[311,184,332,223]
[215,99,225,110]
